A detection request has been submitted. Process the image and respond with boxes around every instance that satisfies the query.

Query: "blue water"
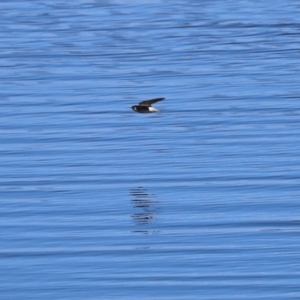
[1,1,300,299]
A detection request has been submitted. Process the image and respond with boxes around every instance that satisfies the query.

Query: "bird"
[131,97,165,113]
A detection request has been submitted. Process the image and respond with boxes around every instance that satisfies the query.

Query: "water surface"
[1,0,300,299]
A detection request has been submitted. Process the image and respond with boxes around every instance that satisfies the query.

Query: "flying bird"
[131,97,165,113]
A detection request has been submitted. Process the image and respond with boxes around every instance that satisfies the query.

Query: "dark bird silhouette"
[131,97,165,113]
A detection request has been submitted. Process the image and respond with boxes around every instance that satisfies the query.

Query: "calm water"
[1,0,300,299]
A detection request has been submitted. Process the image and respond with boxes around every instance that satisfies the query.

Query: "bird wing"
[139,97,165,106]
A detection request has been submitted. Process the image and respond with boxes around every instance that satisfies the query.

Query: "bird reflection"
[130,187,159,233]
